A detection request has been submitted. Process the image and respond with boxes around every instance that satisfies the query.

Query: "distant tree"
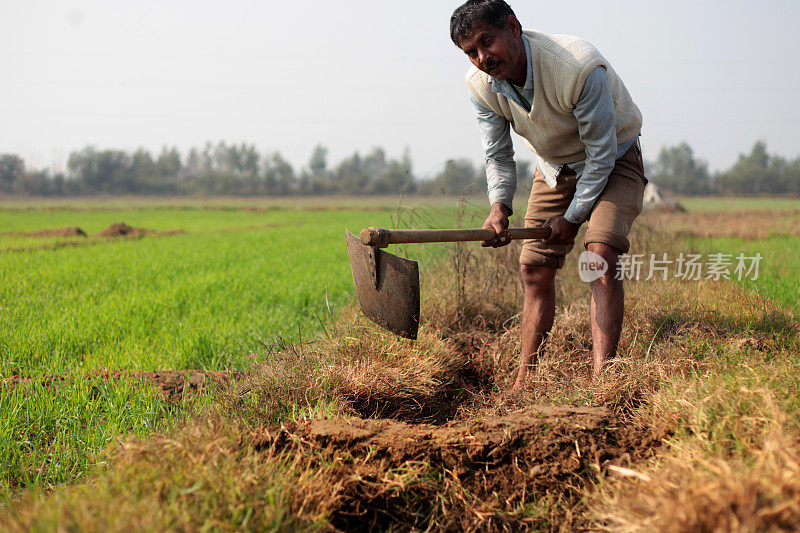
[131,148,156,190]
[376,159,412,194]
[200,142,215,174]
[781,157,800,194]
[362,147,389,194]
[51,172,67,195]
[238,144,263,195]
[0,154,25,193]
[301,144,330,194]
[428,158,481,196]
[371,146,414,194]
[16,170,50,196]
[68,147,136,193]
[156,146,182,179]
[651,142,711,195]
[399,146,416,193]
[183,148,202,182]
[264,152,296,195]
[363,147,387,174]
[309,144,328,177]
[212,141,232,175]
[716,140,782,195]
[334,152,369,193]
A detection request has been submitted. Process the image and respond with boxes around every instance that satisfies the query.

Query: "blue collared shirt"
[470,35,637,224]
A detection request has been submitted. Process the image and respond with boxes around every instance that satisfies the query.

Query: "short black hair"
[450,0,516,47]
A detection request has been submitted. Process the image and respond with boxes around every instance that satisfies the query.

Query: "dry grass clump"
[217,336,347,425]
[422,240,523,333]
[218,304,491,425]
[596,440,800,532]
[592,383,800,532]
[5,415,313,531]
[584,269,800,531]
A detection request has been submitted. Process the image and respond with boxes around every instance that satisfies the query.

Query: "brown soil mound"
[4,227,184,253]
[103,370,242,403]
[18,227,87,237]
[97,223,150,237]
[2,370,241,405]
[250,405,663,530]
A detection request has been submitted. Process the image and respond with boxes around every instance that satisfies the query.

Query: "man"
[450,0,647,388]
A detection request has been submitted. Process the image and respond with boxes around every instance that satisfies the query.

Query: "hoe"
[345,226,550,339]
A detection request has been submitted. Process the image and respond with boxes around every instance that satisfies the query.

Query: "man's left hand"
[542,215,580,245]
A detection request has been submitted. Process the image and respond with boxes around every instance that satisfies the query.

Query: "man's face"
[458,16,523,82]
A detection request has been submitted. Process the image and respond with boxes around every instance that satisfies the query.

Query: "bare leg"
[587,243,624,381]
[511,264,556,392]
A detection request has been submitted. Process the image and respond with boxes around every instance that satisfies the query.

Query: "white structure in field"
[643,183,686,212]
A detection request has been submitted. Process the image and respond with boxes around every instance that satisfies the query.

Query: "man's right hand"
[481,202,513,247]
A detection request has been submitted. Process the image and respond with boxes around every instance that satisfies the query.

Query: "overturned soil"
[95,222,183,238]
[2,370,241,404]
[340,363,491,425]
[14,226,87,237]
[249,405,664,530]
[100,369,242,403]
[97,222,150,237]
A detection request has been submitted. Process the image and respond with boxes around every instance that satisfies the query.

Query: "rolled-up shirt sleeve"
[564,66,617,224]
[470,93,517,212]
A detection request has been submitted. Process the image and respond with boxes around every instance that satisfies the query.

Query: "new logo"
[578,250,608,282]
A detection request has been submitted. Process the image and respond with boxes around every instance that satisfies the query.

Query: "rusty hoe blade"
[345,230,420,339]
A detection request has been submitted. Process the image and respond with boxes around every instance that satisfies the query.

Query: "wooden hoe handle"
[360,226,551,247]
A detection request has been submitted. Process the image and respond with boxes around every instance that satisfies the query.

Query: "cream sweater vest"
[466,30,642,165]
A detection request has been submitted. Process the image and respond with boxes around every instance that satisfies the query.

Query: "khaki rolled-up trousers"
[520,140,647,268]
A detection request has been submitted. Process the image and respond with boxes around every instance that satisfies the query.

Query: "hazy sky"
[3,0,800,178]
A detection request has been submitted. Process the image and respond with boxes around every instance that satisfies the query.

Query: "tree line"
[0,140,797,197]
[0,142,500,198]
[649,140,800,195]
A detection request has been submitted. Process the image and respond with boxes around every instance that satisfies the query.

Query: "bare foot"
[495,384,524,407]
[591,365,605,385]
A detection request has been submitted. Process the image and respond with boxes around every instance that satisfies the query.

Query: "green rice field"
[0,198,475,498]
[2,209,379,374]
[694,234,799,313]
[0,195,797,502]
[679,196,799,313]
